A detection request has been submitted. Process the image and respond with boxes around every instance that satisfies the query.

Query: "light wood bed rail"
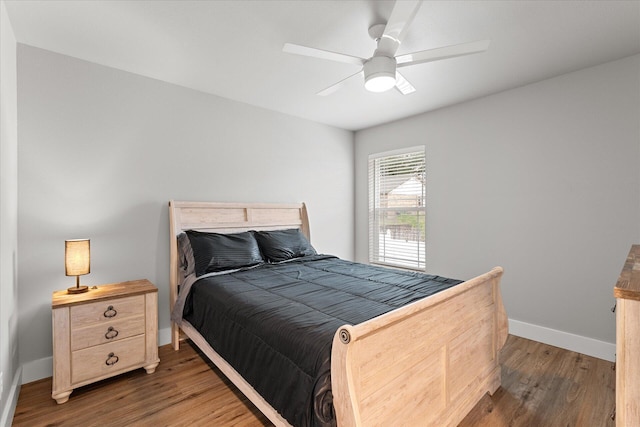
[168,200,507,427]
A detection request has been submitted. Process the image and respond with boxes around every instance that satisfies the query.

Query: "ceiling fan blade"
[376,0,422,57]
[395,72,416,95]
[283,43,365,66]
[316,70,363,96]
[396,39,490,68]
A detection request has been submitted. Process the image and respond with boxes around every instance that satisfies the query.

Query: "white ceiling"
[5,0,640,131]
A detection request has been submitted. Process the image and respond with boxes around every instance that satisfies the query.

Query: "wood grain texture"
[51,280,159,404]
[613,244,640,301]
[15,341,272,427]
[71,335,146,384]
[331,267,506,427]
[52,279,157,308]
[70,295,144,325]
[14,336,615,427]
[144,292,160,374]
[615,245,640,426]
[180,321,290,427]
[459,336,615,427]
[616,299,640,426]
[71,314,145,351]
[51,308,72,404]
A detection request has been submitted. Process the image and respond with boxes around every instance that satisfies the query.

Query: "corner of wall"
[0,1,20,425]
[0,367,21,427]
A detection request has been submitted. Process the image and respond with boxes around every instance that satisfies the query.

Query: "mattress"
[181,255,462,427]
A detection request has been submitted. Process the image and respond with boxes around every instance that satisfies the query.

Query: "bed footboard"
[331,267,506,427]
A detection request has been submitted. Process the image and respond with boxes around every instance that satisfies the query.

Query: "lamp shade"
[65,239,90,276]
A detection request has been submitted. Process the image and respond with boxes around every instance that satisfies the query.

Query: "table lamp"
[65,239,90,294]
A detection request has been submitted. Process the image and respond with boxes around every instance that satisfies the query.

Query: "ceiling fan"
[283,0,490,96]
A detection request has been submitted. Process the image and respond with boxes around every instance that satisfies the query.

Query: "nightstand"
[51,279,160,404]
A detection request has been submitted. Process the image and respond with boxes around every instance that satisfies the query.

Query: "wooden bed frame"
[169,200,508,427]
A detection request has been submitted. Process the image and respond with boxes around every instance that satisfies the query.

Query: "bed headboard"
[167,200,310,348]
[169,200,309,237]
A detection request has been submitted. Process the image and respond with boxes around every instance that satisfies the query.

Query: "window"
[368,147,426,270]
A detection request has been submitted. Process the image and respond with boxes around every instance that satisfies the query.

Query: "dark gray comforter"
[182,255,461,427]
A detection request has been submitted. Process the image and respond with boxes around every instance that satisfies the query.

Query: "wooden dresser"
[51,279,160,404]
[614,245,640,426]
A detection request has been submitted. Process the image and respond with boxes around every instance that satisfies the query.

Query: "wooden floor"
[13,335,615,427]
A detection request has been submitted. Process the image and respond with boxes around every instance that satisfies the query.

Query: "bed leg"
[171,323,180,350]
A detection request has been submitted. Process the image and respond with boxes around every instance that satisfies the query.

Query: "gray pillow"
[186,230,264,275]
[254,228,316,262]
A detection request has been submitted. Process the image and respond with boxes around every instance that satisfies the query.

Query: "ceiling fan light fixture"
[284,1,489,96]
[364,56,397,93]
[365,73,396,92]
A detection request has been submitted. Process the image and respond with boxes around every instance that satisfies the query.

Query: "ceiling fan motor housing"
[364,56,397,92]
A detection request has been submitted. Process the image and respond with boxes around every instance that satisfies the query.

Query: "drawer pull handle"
[105,326,119,340]
[103,306,117,318]
[105,352,119,366]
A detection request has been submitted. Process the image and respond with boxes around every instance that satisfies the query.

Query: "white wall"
[17,45,354,377]
[0,1,20,425]
[355,54,640,360]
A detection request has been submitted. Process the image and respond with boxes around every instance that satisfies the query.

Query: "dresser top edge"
[614,245,640,301]
[52,279,157,308]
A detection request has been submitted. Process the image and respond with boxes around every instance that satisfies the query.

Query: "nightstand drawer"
[71,335,146,384]
[70,314,145,351]
[70,295,144,325]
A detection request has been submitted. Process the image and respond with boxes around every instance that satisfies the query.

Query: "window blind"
[368,147,426,270]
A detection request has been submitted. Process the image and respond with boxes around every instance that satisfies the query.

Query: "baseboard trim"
[509,319,615,362]
[0,366,22,427]
[21,357,50,385]
[158,326,171,348]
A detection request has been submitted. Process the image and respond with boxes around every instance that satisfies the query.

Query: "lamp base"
[67,285,89,294]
